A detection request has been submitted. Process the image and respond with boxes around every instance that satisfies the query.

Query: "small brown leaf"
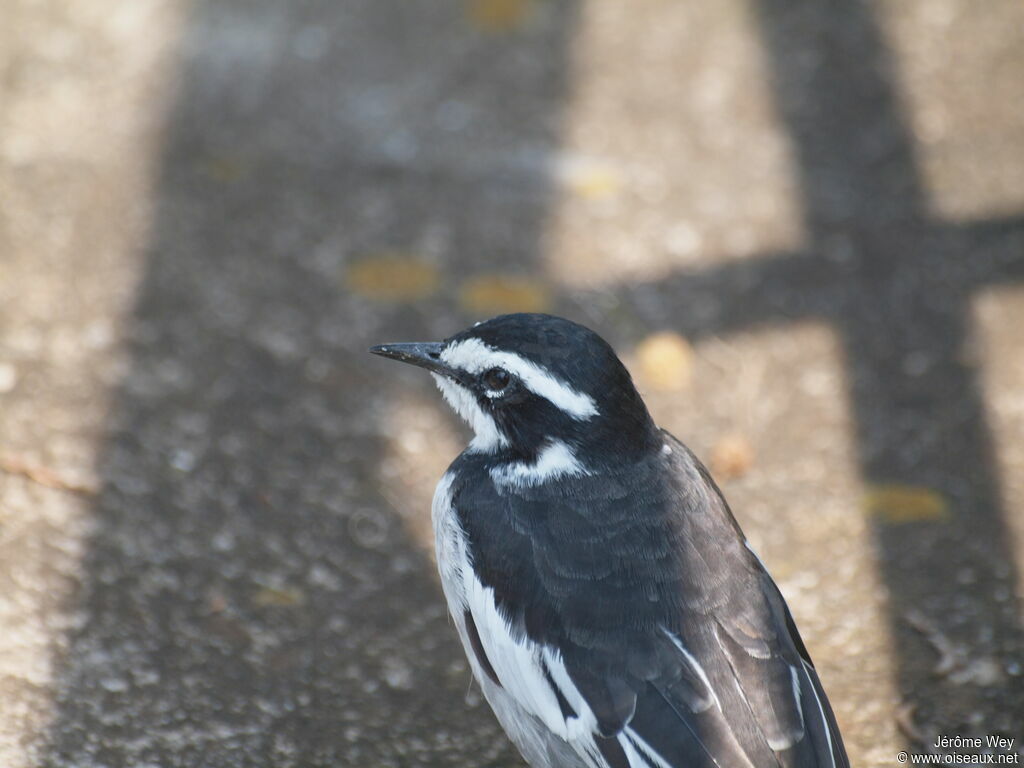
[559,159,622,200]
[865,485,950,524]
[207,591,228,614]
[710,433,755,480]
[347,255,440,302]
[199,154,250,183]
[205,614,252,649]
[0,453,99,496]
[253,586,306,608]
[635,332,694,392]
[459,275,551,315]
[465,0,533,31]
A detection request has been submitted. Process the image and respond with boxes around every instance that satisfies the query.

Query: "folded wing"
[450,437,849,768]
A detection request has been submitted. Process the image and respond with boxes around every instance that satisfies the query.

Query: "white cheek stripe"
[432,374,508,452]
[490,440,589,488]
[442,338,598,420]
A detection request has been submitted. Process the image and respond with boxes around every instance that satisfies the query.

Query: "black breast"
[449,444,740,662]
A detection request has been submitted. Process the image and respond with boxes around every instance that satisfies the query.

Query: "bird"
[370,313,849,768]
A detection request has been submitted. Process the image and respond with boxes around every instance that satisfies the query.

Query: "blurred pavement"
[1,0,1023,766]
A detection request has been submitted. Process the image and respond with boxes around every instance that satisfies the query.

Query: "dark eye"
[482,367,511,392]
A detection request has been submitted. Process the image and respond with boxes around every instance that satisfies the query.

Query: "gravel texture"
[1,0,1023,766]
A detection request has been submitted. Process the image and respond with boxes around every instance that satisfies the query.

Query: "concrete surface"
[1,0,1023,766]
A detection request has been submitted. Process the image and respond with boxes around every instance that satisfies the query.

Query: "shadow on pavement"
[43,0,577,765]
[571,0,1024,732]
[42,0,1024,764]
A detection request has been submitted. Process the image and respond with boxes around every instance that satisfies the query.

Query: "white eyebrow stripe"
[441,338,598,420]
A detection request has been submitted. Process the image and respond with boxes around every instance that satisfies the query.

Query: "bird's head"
[371,313,659,463]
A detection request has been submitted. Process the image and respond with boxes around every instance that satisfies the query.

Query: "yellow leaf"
[253,586,306,608]
[864,484,950,524]
[562,163,622,200]
[635,332,694,392]
[465,0,533,31]
[459,275,551,315]
[347,255,440,302]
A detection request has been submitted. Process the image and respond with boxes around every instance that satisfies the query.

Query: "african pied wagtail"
[371,313,849,768]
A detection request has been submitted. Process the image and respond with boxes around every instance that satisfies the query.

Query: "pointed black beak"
[369,341,453,377]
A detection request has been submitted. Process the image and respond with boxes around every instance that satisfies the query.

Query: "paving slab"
[1,0,1022,766]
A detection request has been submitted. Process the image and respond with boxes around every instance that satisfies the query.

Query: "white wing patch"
[442,338,599,420]
[490,440,590,488]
